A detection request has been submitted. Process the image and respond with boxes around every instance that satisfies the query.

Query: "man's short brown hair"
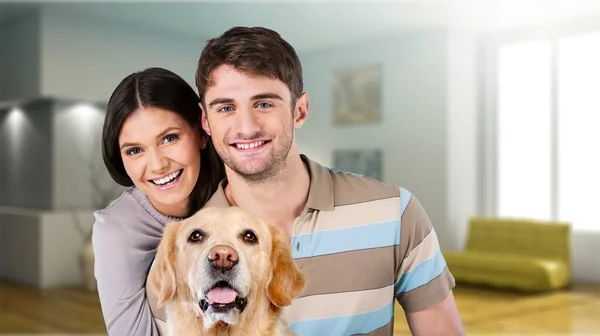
[195,26,303,107]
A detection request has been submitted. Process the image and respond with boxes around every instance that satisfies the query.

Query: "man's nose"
[235,109,261,136]
[208,245,239,271]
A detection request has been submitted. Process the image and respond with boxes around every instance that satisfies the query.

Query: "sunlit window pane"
[496,41,552,220]
[557,32,600,231]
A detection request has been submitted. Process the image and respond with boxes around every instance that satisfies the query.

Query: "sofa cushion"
[444,251,568,278]
[465,218,571,265]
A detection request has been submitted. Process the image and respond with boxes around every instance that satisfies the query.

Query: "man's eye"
[257,102,272,109]
[218,106,234,113]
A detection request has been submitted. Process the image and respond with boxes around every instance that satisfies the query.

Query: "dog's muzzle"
[200,291,247,313]
[199,245,248,313]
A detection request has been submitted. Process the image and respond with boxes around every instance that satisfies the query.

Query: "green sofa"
[443,217,572,292]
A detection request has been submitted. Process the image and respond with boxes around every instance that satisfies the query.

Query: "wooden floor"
[1,281,600,335]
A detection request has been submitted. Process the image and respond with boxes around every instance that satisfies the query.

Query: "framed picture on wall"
[332,63,382,126]
[333,148,383,181]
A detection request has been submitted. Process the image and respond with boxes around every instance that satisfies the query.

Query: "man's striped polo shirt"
[205,154,455,335]
[148,154,455,335]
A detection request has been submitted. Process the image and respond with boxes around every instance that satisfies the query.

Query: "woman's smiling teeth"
[235,141,264,150]
[151,169,182,186]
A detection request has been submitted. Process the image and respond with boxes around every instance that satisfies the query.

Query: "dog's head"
[148,206,305,329]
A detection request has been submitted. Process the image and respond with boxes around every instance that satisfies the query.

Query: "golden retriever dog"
[148,206,305,336]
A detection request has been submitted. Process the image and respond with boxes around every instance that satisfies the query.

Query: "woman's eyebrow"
[119,126,182,150]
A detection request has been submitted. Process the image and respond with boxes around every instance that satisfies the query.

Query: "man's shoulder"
[324,168,427,236]
[326,168,404,207]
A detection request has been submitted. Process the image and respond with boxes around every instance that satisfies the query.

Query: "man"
[195,26,465,335]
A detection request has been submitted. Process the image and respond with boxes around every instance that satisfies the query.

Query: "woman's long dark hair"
[101,67,224,215]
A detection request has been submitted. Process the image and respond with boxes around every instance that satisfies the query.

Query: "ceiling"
[3,0,600,51]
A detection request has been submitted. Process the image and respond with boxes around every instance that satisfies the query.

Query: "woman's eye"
[163,134,179,143]
[126,147,141,156]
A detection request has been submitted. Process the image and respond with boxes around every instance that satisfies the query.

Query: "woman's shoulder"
[93,187,140,225]
[93,187,164,236]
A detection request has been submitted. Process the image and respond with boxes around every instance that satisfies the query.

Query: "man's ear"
[293,92,309,129]
[148,221,181,308]
[266,225,306,308]
[199,103,211,136]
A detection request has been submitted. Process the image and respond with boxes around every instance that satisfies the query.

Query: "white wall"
[40,7,206,102]
[572,232,600,282]
[297,30,450,245]
[445,30,479,251]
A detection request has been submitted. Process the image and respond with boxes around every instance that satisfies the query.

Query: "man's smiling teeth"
[152,170,181,185]
[236,141,264,150]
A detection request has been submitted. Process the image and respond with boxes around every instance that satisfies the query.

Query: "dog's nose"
[208,245,239,271]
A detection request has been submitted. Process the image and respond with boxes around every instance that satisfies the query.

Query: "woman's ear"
[199,134,208,150]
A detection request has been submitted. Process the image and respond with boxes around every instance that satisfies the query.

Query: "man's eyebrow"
[250,93,283,101]
[208,93,283,109]
[208,97,234,108]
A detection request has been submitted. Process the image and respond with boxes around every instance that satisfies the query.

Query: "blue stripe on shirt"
[289,300,394,336]
[292,219,401,259]
[394,249,447,294]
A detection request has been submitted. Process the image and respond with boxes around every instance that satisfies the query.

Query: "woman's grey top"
[92,187,184,336]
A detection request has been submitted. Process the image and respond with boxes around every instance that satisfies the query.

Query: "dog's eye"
[188,230,204,243]
[241,230,258,244]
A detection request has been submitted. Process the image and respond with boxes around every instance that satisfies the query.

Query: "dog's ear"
[266,225,306,308]
[148,221,181,308]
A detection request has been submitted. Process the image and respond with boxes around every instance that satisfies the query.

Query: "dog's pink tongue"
[207,287,237,304]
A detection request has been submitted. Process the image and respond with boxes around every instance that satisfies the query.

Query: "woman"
[92,67,224,336]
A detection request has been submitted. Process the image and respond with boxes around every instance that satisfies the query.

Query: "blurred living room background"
[1,0,600,335]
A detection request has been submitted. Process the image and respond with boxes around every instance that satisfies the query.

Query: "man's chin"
[228,162,272,180]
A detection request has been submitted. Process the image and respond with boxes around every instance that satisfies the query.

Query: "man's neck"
[224,154,310,233]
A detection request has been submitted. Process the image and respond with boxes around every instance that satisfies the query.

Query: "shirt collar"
[204,154,334,211]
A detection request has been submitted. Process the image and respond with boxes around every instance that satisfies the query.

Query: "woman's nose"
[149,149,169,174]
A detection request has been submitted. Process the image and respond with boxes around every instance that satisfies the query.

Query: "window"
[557,32,600,231]
[493,31,600,231]
[496,41,552,221]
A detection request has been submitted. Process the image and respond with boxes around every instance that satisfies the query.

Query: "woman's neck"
[147,195,190,220]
